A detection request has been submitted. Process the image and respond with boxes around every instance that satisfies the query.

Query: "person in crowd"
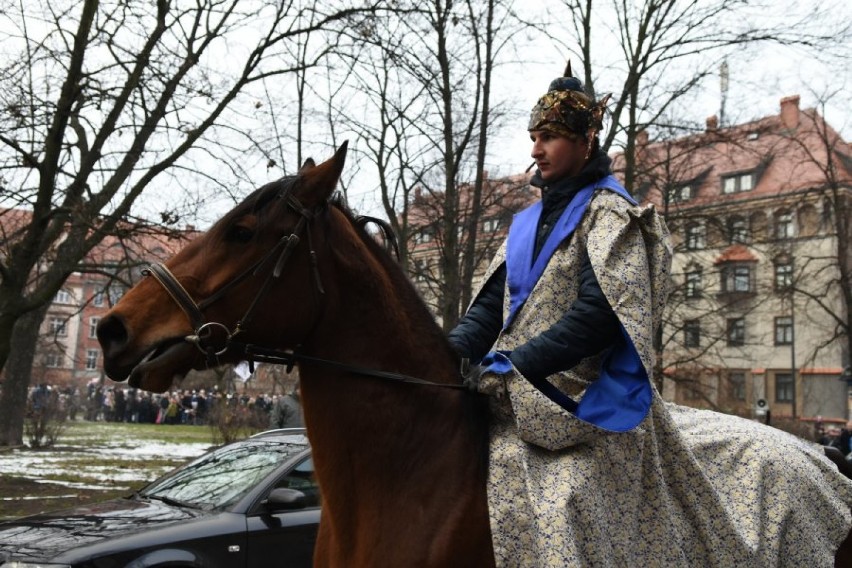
[30,384,49,413]
[113,388,126,422]
[448,62,852,566]
[165,393,180,425]
[65,387,80,421]
[839,421,852,457]
[270,385,303,429]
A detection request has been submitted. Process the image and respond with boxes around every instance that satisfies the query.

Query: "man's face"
[529,130,589,182]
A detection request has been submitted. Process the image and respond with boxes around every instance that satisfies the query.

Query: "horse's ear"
[298,141,348,204]
[331,140,349,173]
[299,158,316,173]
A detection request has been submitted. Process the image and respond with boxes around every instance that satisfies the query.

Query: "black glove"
[460,358,486,391]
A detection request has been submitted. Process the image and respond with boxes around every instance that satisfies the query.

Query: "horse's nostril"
[97,314,128,354]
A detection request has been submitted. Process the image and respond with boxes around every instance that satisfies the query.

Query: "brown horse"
[98,144,852,567]
[96,143,494,567]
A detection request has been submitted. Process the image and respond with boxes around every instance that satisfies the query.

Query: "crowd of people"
[25,380,303,429]
[818,420,852,458]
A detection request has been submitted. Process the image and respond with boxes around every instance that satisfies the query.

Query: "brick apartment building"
[25,225,198,389]
[0,206,196,389]
[630,95,851,421]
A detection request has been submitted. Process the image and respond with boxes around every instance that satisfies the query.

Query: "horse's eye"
[228,225,254,243]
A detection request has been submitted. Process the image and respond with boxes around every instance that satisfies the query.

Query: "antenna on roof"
[720,59,729,128]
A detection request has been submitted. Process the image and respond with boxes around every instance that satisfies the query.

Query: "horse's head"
[97,143,350,393]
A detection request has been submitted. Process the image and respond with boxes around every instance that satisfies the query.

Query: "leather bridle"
[143,177,318,364]
[142,176,470,391]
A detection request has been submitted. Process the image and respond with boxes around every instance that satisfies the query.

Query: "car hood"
[0,496,207,563]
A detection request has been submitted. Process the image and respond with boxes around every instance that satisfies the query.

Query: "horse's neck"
[312,272,460,384]
[298,287,485,535]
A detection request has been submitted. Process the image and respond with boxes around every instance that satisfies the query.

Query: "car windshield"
[139,435,308,511]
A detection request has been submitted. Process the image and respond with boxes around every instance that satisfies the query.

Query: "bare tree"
[327,0,523,328]
[0,0,375,445]
[329,8,432,270]
[777,90,852,384]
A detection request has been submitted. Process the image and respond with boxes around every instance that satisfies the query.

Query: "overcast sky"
[123,0,852,227]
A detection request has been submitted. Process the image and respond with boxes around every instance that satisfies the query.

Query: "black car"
[0,428,319,567]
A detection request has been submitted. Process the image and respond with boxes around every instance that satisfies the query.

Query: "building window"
[728,216,749,243]
[683,319,700,348]
[45,351,62,368]
[414,228,434,245]
[727,317,746,346]
[721,264,752,293]
[722,172,754,194]
[774,210,795,239]
[685,267,702,299]
[683,383,702,400]
[721,172,754,194]
[93,291,105,307]
[672,184,693,203]
[54,289,73,305]
[412,259,427,282]
[775,372,794,403]
[48,316,67,338]
[85,349,99,370]
[685,223,705,250]
[774,260,793,291]
[774,316,793,345]
[482,218,501,232]
[729,371,746,401]
[108,286,125,306]
[89,317,100,339]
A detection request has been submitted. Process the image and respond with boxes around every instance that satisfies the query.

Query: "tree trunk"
[0,312,16,380]
[0,304,49,446]
[460,0,495,311]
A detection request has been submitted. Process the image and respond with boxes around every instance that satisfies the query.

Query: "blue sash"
[501,175,651,432]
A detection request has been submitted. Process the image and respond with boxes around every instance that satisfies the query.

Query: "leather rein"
[143,178,468,392]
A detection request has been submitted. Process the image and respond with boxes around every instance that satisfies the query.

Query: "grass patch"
[61,421,217,445]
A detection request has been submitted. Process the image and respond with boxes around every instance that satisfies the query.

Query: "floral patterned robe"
[476,182,852,567]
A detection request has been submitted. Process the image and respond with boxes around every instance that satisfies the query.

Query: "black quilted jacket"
[448,150,621,381]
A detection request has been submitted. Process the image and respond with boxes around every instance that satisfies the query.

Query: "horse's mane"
[327,193,453,349]
[201,180,279,243]
[327,193,490,461]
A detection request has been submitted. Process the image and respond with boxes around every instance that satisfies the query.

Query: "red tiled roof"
[801,368,845,375]
[713,244,758,264]
[612,95,852,208]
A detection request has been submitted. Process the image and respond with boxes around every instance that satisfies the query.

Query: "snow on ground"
[0,433,212,492]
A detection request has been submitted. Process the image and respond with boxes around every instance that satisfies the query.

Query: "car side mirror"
[264,487,308,511]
